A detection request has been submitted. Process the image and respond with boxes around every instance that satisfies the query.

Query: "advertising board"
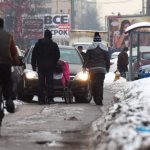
[107,16,150,50]
[43,14,70,38]
[22,14,70,44]
[22,17,43,39]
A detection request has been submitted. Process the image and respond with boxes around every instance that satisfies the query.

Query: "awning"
[125,22,150,33]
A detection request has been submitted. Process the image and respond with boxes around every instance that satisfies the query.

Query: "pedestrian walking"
[0,17,20,113]
[83,32,110,106]
[31,29,60,104]
[117,46,128,78]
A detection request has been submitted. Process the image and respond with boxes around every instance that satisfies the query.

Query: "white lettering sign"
[43,14,70,38]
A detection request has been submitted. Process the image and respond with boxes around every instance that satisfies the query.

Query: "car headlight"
[74,70,90,81]
[24,69,38,79]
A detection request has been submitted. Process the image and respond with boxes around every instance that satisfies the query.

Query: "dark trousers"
[118,66,128,78]
[38,68,54,102]
[90,72,105,105]
[0,64,12,101]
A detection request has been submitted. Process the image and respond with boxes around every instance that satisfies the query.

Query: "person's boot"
[5,100,15,113]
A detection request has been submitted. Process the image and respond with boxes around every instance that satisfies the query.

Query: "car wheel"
[17,79,33,102]
[74,89,92,103]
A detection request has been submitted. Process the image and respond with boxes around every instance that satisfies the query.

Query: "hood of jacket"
[88,42,108,51]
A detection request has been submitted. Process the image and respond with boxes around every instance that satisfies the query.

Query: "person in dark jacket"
[0,18,20,113]
[31,29,60,104]
[117,46,128,78]
[83,32,110,106]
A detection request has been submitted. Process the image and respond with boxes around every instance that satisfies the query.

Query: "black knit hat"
[44,29,52,38]
[93,32,101,42]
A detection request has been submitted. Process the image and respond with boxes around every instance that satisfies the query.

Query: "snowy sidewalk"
[90,72,150,150]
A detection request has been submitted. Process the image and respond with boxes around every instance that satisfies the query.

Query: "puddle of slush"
[35,129,95,150]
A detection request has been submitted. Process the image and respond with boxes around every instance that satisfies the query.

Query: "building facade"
[0,0,100,48]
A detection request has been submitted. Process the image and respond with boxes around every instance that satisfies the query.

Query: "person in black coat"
[117,46,128,78]
[31,29,60,104]
[83,32,110,106]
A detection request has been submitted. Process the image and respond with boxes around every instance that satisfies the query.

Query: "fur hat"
[93,32,101,42]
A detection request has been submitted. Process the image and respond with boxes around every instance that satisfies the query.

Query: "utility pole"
[146,0,150,15]
[142,0,145,15]
[71,0,75,30]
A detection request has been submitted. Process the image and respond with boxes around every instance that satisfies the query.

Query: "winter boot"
[5,100,15,113]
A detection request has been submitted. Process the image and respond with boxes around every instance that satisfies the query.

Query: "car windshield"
[59,48,82,64]
[27,47,83,65]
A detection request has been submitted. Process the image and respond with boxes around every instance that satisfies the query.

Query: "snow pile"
[104,72,127,94]
[94,77,150,150]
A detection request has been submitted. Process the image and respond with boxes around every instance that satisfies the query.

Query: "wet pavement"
[0,88,114,150]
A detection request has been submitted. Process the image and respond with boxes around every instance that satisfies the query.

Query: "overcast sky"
[97,0,143,28]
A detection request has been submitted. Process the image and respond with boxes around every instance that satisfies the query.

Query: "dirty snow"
[5,69,150,150]
[92,72,150,150]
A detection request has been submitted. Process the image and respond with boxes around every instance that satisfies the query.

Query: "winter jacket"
[83,42,110,73]
[31,38,60,71]
[117,51,128,71]
[0,29,19,65]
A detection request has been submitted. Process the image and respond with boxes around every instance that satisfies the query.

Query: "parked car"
[17,45,92,103]
[132,50,150,75]
[111,52,120,60]
[138,64,150,79]
[110,51,137,72]
[111,51,137,62]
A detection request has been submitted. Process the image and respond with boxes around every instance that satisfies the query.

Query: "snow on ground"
[93,73,150,150]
